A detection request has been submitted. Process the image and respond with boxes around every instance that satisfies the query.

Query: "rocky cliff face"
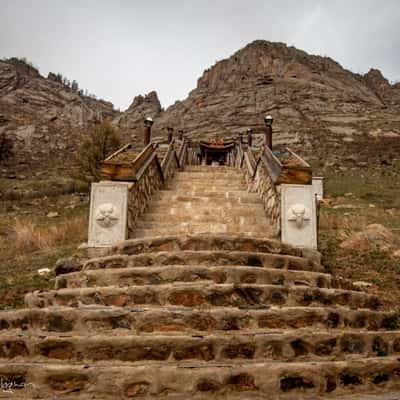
[122,41,400,170]
[113,91,162,144]
[2,41,400,175]
[0,59,117,175]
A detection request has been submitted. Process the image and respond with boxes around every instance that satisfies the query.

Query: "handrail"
[238,141,245,169]
[104,143,131,161]
[101,142,158,181]
[244,151,255,177]
[161,139,177,174]
[178,140,187,167]
[134,149,164,182]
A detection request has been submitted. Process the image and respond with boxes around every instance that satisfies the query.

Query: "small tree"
[75,120,122,182]
[0,132,13,163]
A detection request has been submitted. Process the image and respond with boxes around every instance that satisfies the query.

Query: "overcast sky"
[1,0,399,110]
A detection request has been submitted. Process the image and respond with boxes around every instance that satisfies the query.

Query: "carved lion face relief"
[95,203,119,228]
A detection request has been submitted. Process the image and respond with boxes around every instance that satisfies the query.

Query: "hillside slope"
[121,41,400,169]
[0,59,118,176]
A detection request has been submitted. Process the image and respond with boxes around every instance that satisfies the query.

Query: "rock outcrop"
[113,90,162,143]
[120,40,400,171]
[0,58,118,175]
[2,41,400,175]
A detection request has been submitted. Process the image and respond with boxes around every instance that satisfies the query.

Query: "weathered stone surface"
[88,182,130,247]
[2,163,400,399]
[115,40,400,170]
[0,58,117,175]
[281,184,318,249]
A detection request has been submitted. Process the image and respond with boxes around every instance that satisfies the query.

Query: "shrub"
[0,132,13,163]
[75,120,122,181]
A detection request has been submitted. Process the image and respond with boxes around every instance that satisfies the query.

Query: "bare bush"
[75,120,122,182]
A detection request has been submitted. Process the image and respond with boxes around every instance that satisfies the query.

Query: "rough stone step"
[25,283,380,310]
[184,166,238,172]
[176,172,246,180]
[109,234,304,258]
[140,213,263,225]
[0,306,395,336]
[154,189,259,199]
[168,183,248,191]
[1,330,400,364]
[55,265,353,290]
[1,357,400,398]
[145,205,268,219]
[174,171,246,178]
[148,199,262,210]
[132,225,275,239]
[151,192,260,204]
[83,251,322,275]
[169,180,248,188]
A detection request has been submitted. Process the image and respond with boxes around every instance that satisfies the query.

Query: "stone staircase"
[133,165,275,238]
[1,165,400,399]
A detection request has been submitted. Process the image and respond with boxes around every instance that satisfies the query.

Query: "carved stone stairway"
[1,166,400,399]
[133,165,276,238]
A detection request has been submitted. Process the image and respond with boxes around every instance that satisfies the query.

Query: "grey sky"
[1,0,400,110]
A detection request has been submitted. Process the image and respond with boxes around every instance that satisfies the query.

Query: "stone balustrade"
[88,139,195,248]
[236,144,317,249]
[127,157,164,237]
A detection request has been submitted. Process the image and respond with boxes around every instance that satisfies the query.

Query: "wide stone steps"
[144,206,268,220]
[184,166,238,172]
[55,265,355,290]
[83,251,323,274]
[135,221,267,232]
[148,199,262,210]
[0,306,396,336]
[175,172,247,180]
[132,225,274,238]
[167,183,248,191]
[140,212,263,225]
[109,234,298,256]
[1,330,400,364]
[25,283,380,310]
[3,159,397,399]
[173,174,247,181]
[1,357,400,399]
[151,191,260,204]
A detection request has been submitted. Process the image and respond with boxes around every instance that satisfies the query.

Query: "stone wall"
[127,157,164,237]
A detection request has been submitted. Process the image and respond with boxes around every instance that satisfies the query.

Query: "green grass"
[324,169,400,209]
[0,177,89,201]
[319,168,400,310]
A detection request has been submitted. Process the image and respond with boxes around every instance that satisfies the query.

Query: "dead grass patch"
[7,216,87,256]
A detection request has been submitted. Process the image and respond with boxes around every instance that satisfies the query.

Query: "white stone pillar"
[281,184,318,249]
[88,181,131,247]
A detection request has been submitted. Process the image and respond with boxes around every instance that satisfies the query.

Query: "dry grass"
[5,216,87,257]
[319,169,400,310]
[319,212,370,240]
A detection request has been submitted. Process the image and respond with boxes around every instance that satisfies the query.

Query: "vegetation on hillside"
[75,120,122,182]
[0,132,13,163]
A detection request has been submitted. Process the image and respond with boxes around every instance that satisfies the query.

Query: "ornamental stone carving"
[95,202,119,228]
[287,203,310,229]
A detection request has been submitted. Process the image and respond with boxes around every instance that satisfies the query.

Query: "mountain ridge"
[1,40,400,175]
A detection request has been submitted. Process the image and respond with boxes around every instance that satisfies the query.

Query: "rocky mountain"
[113,91,162,142]
[0,58,118,176]
[121,41,400,170]
[2,41,400,176]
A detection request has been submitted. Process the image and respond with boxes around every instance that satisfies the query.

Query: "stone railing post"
[280,184,318,249]
[144,117,153,146]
